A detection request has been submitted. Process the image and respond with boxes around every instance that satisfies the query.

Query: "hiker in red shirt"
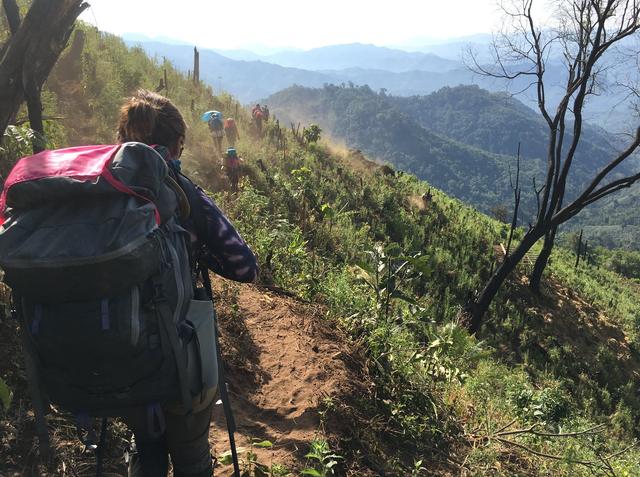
[251,103,263,136]
[224,117,240,147]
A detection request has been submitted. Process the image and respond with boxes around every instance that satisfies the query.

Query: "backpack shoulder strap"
[165,174,190,219]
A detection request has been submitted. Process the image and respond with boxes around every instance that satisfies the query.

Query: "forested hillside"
[266,84,640,249]
[3,21,640,477]
[389,85,618,164]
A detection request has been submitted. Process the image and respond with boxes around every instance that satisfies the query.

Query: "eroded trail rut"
[210,280,356,475]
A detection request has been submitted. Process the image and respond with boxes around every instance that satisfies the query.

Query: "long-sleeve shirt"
[160,151,258,283]
[188,181,258,283]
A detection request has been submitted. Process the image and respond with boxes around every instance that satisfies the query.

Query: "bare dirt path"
[210,280,359,475]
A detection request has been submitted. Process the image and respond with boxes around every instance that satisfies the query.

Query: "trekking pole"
[199,265,241,477]
[94,418,108,477]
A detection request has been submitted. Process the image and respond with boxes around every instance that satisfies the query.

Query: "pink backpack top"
[0,144,162,226]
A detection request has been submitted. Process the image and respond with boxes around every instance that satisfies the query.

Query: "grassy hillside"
[2,22,640,476]
[266,84,640,250]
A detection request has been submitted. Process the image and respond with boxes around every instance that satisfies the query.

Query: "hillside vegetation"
[266,83,640,250]
[2,23,640,477]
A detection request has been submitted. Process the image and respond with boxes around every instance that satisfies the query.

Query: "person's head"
[117,89,186,159]
[226,147,238,158]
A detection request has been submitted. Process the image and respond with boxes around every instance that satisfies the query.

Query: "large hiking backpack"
[0,142,218,418]
[208,114,224,132]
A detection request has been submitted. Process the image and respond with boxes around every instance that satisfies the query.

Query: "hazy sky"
[80,0,507,51]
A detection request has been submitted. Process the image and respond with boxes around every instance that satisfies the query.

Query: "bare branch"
[495,437,599,467]
[2,0,20,35]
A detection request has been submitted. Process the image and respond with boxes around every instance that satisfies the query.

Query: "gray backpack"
[0,142,217,421]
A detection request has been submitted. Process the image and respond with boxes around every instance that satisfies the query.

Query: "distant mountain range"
[255,43,462,73]
[265,84,640,249]
[124,38,634,131]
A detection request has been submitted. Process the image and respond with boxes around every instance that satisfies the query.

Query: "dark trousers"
[124,396,215,477]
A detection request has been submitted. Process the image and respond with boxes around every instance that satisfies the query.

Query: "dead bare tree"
[193,46,199,85]
[466,0,640,333]
[0,0,88,150]
[575,228,584,267]
[506,143,522,256]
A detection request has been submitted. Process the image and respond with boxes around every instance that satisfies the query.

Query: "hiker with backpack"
[251,103,263,136]
[222,147,243,193]
[261,105,270,122]
[224,117,240,147]
[0,89,257,477]
[208,111,225,156]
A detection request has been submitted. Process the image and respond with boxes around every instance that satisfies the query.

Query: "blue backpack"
[208,114,224,131]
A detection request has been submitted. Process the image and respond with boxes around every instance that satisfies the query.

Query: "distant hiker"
[224,117,240,147]
[0,89,258,477]
[208,110,225,156]
[223,147,243,192]
[252,103,264,135]
[261,104,270,122]
[251,103,261,118]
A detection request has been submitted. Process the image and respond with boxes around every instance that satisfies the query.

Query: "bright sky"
[80,0,507,51]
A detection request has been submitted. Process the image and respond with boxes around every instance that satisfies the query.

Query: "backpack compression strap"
[152,279,193,416]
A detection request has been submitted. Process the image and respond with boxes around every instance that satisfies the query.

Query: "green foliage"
[302,124,322,144]
[302,439,343,477]
[0,125,38,164]
[219,439,291,477]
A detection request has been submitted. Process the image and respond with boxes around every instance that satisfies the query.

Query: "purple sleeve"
[193,187,258,283]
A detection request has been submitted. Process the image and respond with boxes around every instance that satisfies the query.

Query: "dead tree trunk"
[506,144,521,257]
[469,227,545,333]
[2,0,20,34]
[193,46,199,85]
[0,0,89,140]
[575,229,584,268]
[530,227,557,291]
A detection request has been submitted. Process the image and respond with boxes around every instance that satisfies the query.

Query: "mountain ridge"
[266,83,640,248]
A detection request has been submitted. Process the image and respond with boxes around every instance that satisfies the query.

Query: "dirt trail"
[0,281,364,476]
[210,280,358,475]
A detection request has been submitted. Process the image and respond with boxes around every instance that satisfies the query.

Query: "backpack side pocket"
[186,299,218,394]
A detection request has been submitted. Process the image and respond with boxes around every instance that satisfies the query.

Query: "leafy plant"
[219,439,290,477]
[302,124,321,144]
[301,439,343,477]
